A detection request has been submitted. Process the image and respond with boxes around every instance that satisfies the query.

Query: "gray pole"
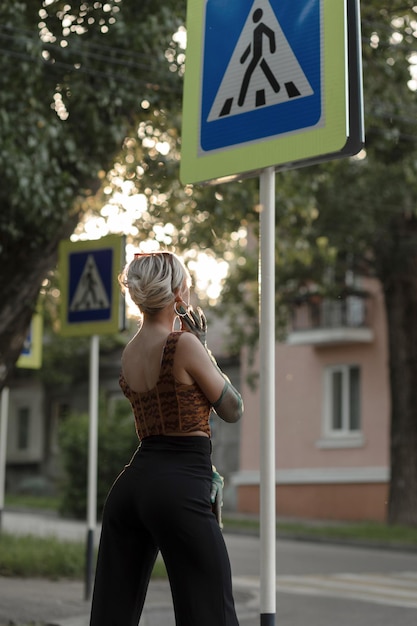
[259,166,276,625]
[85,334,99,601]
[0,387,10,532]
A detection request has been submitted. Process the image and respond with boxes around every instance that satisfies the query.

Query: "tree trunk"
[0,254,53,391]
[0,219,78,392]
[380,217,417,526]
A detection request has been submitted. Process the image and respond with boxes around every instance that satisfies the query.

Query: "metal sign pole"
[0,387,10,532]
[259,166,276,626]
[85,334,100,601]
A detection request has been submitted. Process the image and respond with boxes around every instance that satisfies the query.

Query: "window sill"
[316,433,365,449]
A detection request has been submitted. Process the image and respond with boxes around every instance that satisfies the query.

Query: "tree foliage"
[0,0,186,384]
[0,0,255,387]
[59,398,137,519]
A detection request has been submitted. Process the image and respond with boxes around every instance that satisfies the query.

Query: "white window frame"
[317,364,365,449]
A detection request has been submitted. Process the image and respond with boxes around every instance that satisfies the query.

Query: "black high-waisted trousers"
[89,436,239,626]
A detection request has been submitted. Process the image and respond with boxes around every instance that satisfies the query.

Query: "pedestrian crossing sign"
[16,311,43,369]
[59,235,125,337]
[180,0,363,184]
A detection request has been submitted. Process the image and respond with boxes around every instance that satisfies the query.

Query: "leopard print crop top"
[119,331,212,440]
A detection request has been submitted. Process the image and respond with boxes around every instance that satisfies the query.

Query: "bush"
[59,399,138,519]
[0,532,168,579]
[0,532,86,579]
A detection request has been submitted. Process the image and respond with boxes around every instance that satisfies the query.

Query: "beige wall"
[235,279,391,521]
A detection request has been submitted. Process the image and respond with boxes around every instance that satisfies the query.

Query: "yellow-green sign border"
[181,0,348,185]
[59,235,124,337]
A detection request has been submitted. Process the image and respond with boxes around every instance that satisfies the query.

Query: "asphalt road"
[1,511,417,626]
[227,533,417,626]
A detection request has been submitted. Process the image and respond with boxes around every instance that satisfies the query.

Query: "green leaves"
[0,0,187,379]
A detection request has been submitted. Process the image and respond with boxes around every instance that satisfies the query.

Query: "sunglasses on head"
[133,251,174,269]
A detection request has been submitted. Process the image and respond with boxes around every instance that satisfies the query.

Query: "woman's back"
[121,325,193,392]
[120,331,212,439]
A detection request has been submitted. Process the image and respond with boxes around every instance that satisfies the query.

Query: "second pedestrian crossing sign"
[59,235,125,337]
[180,0,363,184]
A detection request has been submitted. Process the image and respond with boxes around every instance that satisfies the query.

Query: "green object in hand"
[211,466,224,529]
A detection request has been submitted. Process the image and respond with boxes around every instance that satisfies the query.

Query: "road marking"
[233,572,417,609]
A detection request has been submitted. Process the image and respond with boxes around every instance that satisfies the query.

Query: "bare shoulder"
[175,331,212,365]
[176,331,205,352]
[121,333,140,360]
[120,341,132,364]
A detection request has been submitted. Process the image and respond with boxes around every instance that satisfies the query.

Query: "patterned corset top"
[119,331,212,440]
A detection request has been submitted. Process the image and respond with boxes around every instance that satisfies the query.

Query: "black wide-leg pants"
[90,436,239,626]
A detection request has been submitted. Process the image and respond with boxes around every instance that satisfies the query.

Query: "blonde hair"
[119,252,190,315]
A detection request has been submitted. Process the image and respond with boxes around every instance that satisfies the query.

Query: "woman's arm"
[176,307,243,423]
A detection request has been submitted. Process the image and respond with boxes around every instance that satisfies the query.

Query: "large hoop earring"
[174,301,187,317]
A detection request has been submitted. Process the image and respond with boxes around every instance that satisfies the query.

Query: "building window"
[57,402,70,420]
[17,407,30,450]
[328,364,361,433]
[318,364,364,449]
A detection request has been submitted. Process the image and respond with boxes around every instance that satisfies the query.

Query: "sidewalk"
[0,510,260,626]
[0,576,258,626]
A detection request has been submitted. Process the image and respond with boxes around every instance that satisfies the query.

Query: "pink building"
[234,278,391,522]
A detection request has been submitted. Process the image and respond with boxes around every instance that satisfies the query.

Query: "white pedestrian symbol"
[70,254,110,311]
[207,0,314,122]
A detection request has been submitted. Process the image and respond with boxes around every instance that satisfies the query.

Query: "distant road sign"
[16,311,43,370]
[181,0,363,184]
[59,235,125,337]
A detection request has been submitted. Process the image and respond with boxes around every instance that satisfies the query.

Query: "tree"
[314,2,417,526]
[267,2,417,525]
[216,1,417,525]
[0,0,185,388]
[0,0,254,389]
